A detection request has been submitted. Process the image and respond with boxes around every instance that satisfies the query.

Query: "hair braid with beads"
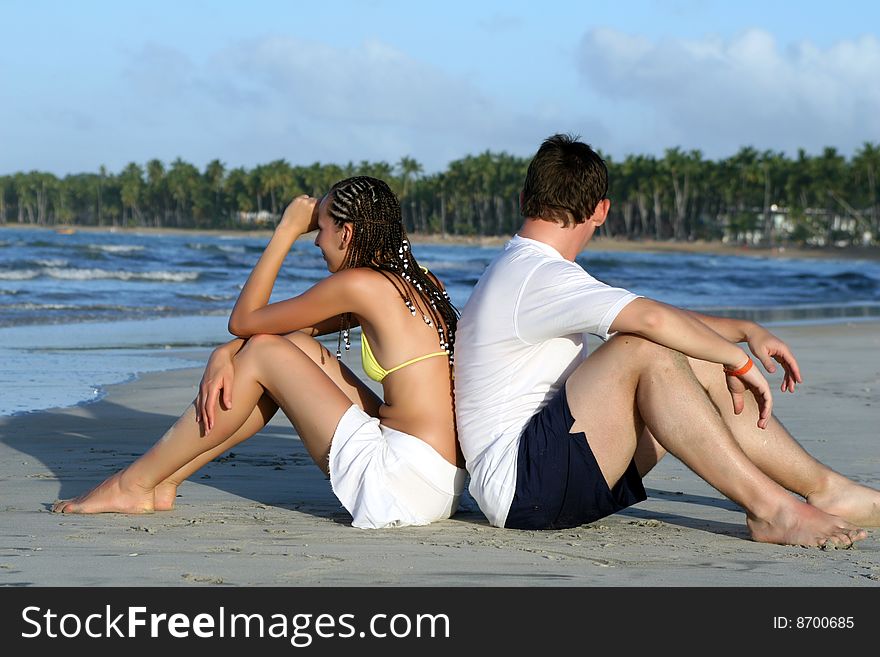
[326,176,459,367]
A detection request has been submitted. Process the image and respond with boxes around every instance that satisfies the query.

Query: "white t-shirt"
[454,235,639,527]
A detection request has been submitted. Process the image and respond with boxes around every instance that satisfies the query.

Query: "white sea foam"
[185,242,245,253]
[3,303,79,310]
[2,303,175,312]
[34,258,68,267]
[45,267,199,282]
[177,293,236,301]
[0,269,40,280]
[87,244,145,253]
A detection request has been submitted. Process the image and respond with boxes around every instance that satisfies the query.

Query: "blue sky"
[2,0,879,176]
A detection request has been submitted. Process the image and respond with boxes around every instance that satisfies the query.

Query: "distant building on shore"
[236,210,278,225]
[721,205,871,248]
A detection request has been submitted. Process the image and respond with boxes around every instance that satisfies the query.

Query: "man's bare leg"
[53,334,358,514]
[153,332,382,510]
[565,334,866,547]
[684,357,880,527]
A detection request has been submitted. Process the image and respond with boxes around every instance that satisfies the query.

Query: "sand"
[1,321,879,587]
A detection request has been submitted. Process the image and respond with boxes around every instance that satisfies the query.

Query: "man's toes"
[846,528,867,541]
[820,534,852,550]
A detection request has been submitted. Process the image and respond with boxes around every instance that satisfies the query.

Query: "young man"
[454,133,879,547]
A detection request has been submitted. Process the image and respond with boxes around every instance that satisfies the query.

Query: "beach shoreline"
[1,320,878,587]
[4,221,880,261]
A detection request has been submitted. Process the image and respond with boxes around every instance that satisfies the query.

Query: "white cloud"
[210,36,497,130]
[4,33,606,175]
[110,35,590,172]
[577,28,880,157]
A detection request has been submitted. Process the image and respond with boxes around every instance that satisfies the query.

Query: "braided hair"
[326,176,459,366]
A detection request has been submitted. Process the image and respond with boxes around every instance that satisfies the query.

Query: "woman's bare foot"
[153,481,179,511]
[807,477,880,528]
[52,470,155,514]
[746,496,867,548]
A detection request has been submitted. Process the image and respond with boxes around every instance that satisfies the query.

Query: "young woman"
[53,176,465,528]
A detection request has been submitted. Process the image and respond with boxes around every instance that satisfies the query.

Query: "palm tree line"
[2,143,879,247]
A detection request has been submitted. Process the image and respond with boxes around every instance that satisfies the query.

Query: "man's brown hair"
[521,133,608,226]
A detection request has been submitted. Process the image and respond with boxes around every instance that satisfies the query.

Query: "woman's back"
[345,267,459,466]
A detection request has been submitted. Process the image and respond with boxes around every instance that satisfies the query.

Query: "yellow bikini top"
[361,333,448,383]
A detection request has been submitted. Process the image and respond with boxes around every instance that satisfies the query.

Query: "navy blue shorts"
[504,384,647,530]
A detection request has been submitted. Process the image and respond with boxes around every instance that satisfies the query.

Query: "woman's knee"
[283,331,334,363]
[238,333,290,360]
[284,330,319,350]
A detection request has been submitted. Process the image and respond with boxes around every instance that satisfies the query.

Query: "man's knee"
[686,356,724,386]
[608,333,687,368]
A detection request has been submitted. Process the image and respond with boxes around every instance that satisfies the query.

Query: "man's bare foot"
[807,477,880,528]
[746,497,867,548]
[153,481,179,511]
[52,470,155,514]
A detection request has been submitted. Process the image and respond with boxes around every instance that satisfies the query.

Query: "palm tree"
[663,147,703,241]
[204,159,226,222]
[119,162,145,225]
[853,142,880,242]
[166,158,200,227]
[146,159,167,227]
[396,156,423,199]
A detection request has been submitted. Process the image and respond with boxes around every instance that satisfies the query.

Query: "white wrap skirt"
[328,404,466,529]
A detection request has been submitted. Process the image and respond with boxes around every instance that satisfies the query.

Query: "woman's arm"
[228,268,367,337]
[227,195,317,337]
[229,196,317,337]
[195,338,245,432]
[227,195,372,338]
[300,314,361,338]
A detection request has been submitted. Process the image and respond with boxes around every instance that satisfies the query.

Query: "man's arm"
[611,298,750,369]
[680,310,750,343]
[610,298,780,428]
[683,309,802,393]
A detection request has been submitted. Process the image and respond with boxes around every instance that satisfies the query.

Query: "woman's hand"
[277,195,319,235]
[746,325,803,393]
[725,359,773,430]
[195,349,235,433]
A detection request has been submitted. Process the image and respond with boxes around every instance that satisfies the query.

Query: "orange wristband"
[724,358,753,377]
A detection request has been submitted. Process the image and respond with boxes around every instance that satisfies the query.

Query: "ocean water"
[2,227,880,416]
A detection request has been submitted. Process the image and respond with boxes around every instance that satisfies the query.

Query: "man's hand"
[277,195,318,235]
[195,349,235,433]
[746,325,803,393]
[726,359,773,430]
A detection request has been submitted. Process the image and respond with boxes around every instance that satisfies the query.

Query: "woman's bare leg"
[53,334,359,514]
[153,332,382,510]
[152,396,279,510]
